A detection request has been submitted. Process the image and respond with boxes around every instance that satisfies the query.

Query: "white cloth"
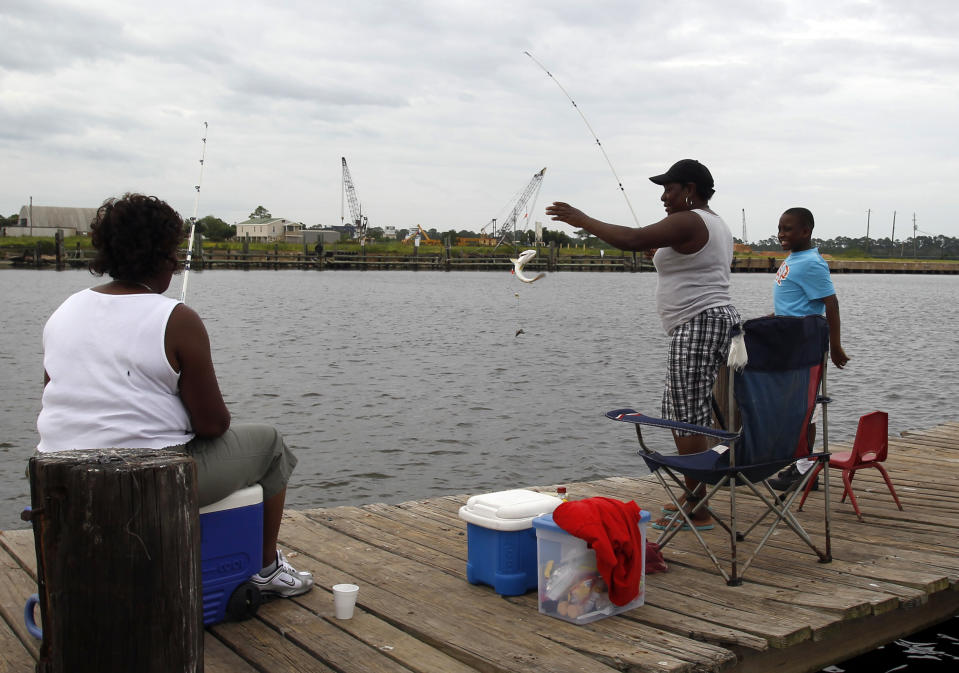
[652,209,734,334]
[37,289,195,452]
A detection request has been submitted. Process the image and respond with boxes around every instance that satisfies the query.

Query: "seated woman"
[36,193,313,598]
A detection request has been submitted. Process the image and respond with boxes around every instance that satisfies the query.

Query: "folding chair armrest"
[606,408,741,443]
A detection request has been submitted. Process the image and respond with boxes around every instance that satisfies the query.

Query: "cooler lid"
[458,489,562,531]
[199,484,264,515]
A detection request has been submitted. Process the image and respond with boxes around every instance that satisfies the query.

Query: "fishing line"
[524,51,640,227]
[180,121,208,302]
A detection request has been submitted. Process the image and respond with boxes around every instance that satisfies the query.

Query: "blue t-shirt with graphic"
[774,248,835,316]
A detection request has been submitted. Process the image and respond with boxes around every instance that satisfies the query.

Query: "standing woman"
[36,193,313,597]
[546,159,739,530]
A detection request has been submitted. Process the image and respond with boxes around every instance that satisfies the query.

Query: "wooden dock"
[2,421,958,673]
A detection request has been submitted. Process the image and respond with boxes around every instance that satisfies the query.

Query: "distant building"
[300,229,341,245]
[235,217,303,243]
[4,205,98,237]
[383,226,397,240]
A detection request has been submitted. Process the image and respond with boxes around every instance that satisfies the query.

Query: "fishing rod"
[524,51,640,227]
[180,121,208,302]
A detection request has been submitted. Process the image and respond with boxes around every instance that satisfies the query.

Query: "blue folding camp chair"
[607,315,833,586]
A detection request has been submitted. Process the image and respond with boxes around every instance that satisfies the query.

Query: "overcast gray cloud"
[1,0,957,241]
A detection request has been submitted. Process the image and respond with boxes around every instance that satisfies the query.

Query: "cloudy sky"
[2,0,957,241]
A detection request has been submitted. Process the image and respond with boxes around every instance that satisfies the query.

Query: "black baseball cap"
[649,159,714,191]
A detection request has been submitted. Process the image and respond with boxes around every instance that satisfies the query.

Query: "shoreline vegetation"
[3,235,958,274]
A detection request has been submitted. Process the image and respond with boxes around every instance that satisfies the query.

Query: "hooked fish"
[510,249,546,284]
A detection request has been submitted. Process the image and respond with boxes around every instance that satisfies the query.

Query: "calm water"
[2,269,958,532]
[2,268,958,671]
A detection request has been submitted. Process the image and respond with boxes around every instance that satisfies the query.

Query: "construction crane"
[341,157,368,240]
[492,167,546,250]
[402,224,440,245]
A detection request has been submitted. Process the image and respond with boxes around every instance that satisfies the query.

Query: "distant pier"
[3,245,958,273]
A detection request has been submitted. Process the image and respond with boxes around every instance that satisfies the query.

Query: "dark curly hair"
[89,193,185,281]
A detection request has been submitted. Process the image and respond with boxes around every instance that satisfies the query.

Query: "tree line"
[747,234,959,259]
[5,207,956,259]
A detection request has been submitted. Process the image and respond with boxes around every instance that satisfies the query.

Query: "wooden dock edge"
[730,589,959,673]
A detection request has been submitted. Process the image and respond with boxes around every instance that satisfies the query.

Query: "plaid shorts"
[662,305,741,433]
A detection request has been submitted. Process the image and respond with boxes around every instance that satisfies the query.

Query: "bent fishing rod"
[180,121,208,302]
[524,51,640,227]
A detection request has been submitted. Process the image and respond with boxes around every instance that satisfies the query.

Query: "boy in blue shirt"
[769,207,849,490]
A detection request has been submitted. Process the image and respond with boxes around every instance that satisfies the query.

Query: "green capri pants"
[181,424,298,508]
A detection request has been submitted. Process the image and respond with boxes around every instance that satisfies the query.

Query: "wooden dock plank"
[0,612,35,673]
[618,603,770,652]
[288,584,485,673]
[203,633,262,673]
[211,616,338,672]
[0,545,39,660]
[0,531,37,579]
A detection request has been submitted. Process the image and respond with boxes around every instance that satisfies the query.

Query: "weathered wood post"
[28,449,203,673]
[54,230,64,271]
[194,234,204,270]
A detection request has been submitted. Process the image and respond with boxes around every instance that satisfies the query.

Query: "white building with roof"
[2,206,98,237]
[235,217,303,243]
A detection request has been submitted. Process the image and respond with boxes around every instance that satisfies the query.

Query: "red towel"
[552,497,644,606]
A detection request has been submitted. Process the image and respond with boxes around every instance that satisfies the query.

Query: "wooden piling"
[27,448,202,673]
[54,231,63,271]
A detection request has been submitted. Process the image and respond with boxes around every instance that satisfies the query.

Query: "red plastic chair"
[799,411,902,521]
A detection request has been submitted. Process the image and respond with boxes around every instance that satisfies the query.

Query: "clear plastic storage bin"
[531,509,650,624]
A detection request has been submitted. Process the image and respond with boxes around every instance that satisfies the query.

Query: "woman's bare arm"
[165,304,231,437]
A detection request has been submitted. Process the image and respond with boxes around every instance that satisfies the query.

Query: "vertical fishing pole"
[524,51,640,227]
[180,121,208,302]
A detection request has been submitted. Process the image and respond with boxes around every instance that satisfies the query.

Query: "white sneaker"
[251,550,314,598]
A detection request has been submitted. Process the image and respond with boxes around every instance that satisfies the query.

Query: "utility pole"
[29,196,33,236]
[865,209,871,252]
[891,210,896,246]
[741,208,747,244]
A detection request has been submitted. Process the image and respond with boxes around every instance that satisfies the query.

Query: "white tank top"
[37,289,195,452]
[652,209,734,334]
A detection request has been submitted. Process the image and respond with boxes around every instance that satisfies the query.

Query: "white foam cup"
[332,583,359,619]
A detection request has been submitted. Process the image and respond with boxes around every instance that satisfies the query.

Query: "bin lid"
[532,508,651,533]
[458,489,562,531]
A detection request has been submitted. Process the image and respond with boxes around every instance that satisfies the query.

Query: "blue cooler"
[199,484,264,625]
[458,489,562,596]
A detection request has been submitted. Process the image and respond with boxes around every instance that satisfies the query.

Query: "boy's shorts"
[662,305,741,434]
